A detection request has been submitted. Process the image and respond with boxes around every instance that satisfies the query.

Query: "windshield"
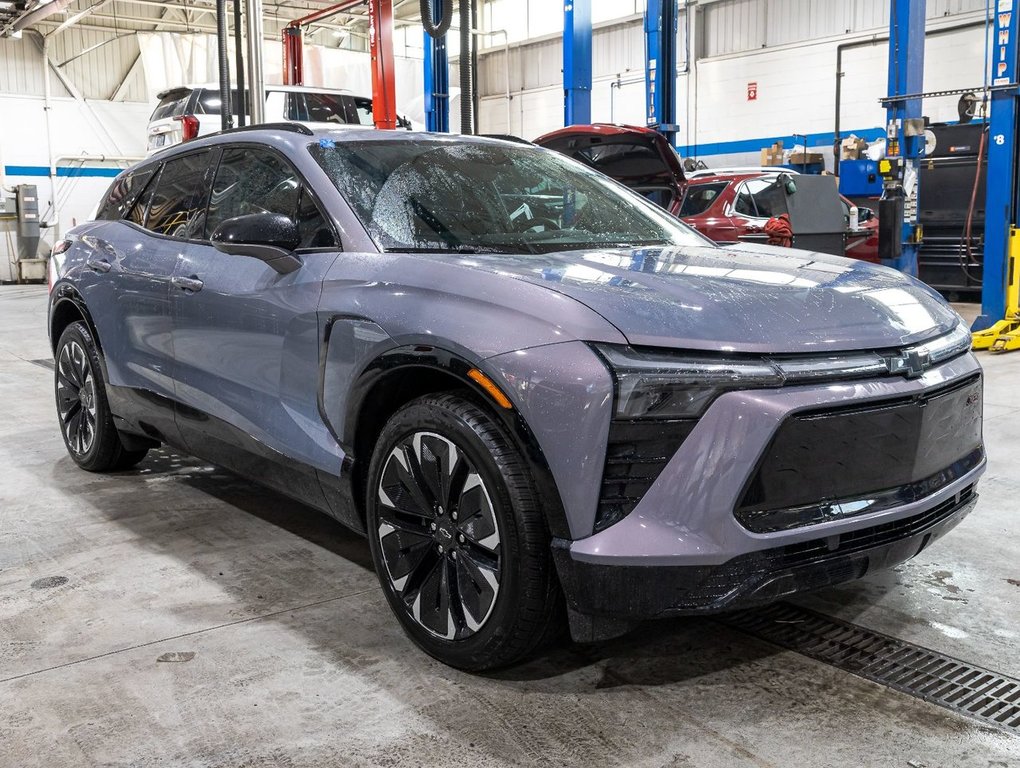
[310,139,708,254]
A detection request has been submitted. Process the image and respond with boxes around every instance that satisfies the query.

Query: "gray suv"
[48,125,984,670]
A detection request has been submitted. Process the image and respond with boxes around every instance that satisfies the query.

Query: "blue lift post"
[423,0,449,133]
[879,0,926,277]
[975,5,1020,330]
[644,0,679,146]
[563,0,592,125]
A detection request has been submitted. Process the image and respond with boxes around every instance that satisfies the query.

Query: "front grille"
[595,419,696,532]
[736,373,982,530]
[736,447,983,533]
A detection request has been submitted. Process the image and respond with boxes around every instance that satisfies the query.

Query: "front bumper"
[553,352,985,620]
[554,484,977,619]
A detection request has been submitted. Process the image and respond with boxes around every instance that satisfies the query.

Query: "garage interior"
[2,0,1020,765]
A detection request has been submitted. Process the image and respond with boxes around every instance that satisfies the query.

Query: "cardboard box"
[788,152,824,166]
[760,141,784,166]
[840,136,868,161]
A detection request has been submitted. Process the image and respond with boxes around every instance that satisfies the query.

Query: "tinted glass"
[287,92,360,125]
[144,151,213,238]
[206,147,334,248]
[127,168,160,227]
[96,167,156,220]
[679,182,727,217]
[311,139,707,254]
[746,177,787,218]
[541,138,666,178]
[150,90,189,121]
[734,185,756,216]
[197,88,245,116]
[636,187,675,210]
[352,96,374,126]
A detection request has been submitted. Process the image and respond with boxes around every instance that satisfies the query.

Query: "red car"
[680,171,880,263]
[534,124,687,214]
[535,125,879,262]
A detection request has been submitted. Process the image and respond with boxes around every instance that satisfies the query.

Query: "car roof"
[687,167,803,180]
[157,83,361,99]
[141,125,533,167]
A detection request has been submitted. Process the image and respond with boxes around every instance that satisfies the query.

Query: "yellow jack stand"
[972,227,1020,352]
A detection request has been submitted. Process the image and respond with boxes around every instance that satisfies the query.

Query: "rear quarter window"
[96,167,157,221]
[679,182,728,217]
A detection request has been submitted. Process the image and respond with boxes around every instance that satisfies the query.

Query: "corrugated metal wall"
[702,0,987,57]
[0,30,146,101]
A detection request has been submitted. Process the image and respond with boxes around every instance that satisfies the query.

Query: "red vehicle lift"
[281,0,397,130]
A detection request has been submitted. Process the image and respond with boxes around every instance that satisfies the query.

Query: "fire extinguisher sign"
[747,82,758,101]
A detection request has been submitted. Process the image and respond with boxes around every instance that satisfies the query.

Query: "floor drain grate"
[720,602,1020,733]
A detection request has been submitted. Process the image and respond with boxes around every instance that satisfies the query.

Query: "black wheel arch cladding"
[338,344,572,540]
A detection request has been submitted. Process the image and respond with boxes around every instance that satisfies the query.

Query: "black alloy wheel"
[375,429,502,640]
[56,335,98,457]
[366,393,562,670]
[54,321,149,472]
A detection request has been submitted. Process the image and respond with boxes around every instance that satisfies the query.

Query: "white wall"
[476,4,989,173]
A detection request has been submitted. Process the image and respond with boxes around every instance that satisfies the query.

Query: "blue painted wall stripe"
[4,165,122,179]
[677,127,888,158]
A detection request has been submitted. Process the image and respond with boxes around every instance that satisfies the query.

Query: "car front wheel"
[366,392,562,671]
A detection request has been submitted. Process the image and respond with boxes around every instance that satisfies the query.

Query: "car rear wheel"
[366,392,562,671]
[54,321,148,472]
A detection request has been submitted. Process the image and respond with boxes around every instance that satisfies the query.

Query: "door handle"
[86,257,112,273]
[171,275,204,293]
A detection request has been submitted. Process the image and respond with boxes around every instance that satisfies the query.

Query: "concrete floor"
[1,283,1018,768]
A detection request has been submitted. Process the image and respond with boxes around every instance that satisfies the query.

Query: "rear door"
[81,149,214,441]
[730,177,787,243]
[169,144,342,494]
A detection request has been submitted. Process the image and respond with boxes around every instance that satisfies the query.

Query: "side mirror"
[858,206,875,223]
[210,213,302,274]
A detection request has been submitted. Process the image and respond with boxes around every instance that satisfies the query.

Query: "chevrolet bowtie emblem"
[888,348,931,378]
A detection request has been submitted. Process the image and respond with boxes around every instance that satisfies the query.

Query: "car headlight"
[591,323,973,420]
[592,344,781,419]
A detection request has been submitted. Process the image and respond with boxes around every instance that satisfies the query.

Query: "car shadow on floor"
[51,445,894,693]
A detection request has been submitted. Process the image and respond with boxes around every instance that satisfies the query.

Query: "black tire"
[54,321,149,472]
[366,392,562,671]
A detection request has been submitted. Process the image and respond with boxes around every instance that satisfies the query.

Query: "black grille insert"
[595,419,696,532]
[737,373,982,530]
[721,602,1020,734]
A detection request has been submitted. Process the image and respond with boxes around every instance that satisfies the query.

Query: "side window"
[352,97,374,126]
[143,151,214,238]
[127,167,161,227]
[736,178,786,219]
[96,167,156,220]
[734,183,757,216]
[206,146,336,248]
[302,93,354,124]
[285,92,307,122]
[295,187,337,248]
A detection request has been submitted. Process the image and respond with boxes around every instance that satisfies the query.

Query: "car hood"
[460,242,960,354]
